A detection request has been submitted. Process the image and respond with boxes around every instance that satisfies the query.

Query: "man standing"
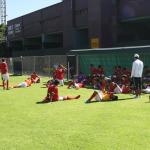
[0,59,9,90]
[131,54,143,98]
[54,64,67,86]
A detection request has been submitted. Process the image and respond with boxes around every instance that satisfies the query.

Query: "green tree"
[0,24,6,43]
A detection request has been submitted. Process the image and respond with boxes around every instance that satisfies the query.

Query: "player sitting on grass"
[85,90,118,103]
[109,81,122,94]
[31,72,40,83]
[67,80,85,89]
[120,75,131,94]
[67,72,86,89]
[13,78,32,88]
[37,80,80,103]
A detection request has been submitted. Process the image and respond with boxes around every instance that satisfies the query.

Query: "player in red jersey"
[54,64,67,86]
[0,59,9,90]
[97,65,105,76]
[89,64,97,75]
[67,80,85,89]
[31,72,40,83]
[109,81,122,94]
[37,80,80,103]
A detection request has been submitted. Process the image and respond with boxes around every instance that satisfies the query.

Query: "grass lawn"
[0,76,150,150]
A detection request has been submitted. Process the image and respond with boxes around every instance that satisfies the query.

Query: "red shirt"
[78,83,84,88]
[122,86,130,94]
[121,78,130,86]
[0,62,8,74]
[97,68,104,75]
[90,67,97,75]
[55,68,65,80]
[109,82,117,93]
[48,85,59,101]
[31,74,38,80]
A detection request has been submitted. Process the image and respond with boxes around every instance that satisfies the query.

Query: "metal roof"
[68,45,150,55]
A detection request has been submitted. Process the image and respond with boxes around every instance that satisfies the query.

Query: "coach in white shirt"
[131,53,144,98]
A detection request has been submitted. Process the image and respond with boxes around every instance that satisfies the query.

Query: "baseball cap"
[134,53,139,58]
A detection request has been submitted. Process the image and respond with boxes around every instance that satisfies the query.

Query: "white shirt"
[131,59,143,78]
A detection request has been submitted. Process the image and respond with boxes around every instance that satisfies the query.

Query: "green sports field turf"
[0,76,150,150]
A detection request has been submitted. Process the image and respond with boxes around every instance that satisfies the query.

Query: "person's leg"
[133,78,139,98]
[85,91,98,103]
[13,82,27,88]
[2,80,5,90]
[36,97,51,104]
[67,81,74,88]
[37,78,40,83]
[60,80,64,86]
[6,80,9,90]
[42,97,51,103]
[63,95,80,100]
[137,78,142,97]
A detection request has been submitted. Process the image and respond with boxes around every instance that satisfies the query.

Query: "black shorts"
[133,77,142,90]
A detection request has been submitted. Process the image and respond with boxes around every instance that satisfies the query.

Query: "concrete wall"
[7,0,119,56]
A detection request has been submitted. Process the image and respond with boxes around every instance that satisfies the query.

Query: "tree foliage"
[0,24,6,43]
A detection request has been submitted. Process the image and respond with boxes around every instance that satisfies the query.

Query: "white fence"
[6,55,67,77]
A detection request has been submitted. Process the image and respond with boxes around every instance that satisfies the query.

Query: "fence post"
[33,56,35,72]
[21,56,23,75]
[76,55,79,75]
[49,55,51,77]
[67,61,70,80]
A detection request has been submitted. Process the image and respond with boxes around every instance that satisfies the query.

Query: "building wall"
[7,0,117,55]
[8,0,144,56]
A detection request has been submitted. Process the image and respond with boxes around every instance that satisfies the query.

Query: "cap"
[134,53,139,58]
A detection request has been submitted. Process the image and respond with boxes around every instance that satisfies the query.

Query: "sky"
[7,0,62,21]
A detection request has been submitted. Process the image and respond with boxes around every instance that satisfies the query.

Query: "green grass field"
[0,76,150,150]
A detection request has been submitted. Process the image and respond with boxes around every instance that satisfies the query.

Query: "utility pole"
[0,0,6,25]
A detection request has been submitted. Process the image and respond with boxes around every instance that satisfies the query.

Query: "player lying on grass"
[13,78,32,88]
[37,80,80,103]
[31,72,40,83]
[67,81,85,89]
[85,90,118,103]
[142,85,150,94]
[67,72,86,89]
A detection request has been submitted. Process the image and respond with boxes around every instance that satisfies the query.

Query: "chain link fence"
[5,55,67,77]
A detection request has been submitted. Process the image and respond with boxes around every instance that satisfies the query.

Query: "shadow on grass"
[85,97,135,104]
[40,86,47,88]
[36,100,59,104]
[118,97,134,101]
[36,101,51,104]
[10,74,22,77]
